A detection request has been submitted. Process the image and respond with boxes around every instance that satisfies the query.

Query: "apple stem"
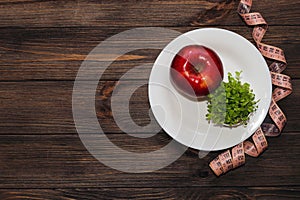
[192,63,204,73]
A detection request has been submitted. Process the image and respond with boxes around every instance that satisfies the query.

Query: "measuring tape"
[209,0,293,176]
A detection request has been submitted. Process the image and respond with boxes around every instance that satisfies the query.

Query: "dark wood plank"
[0,0,298,27]
[0,26,299,81]
[0,80,299,134]
[0,0,298,195]
[0,133,299,188]
[0,187,299,199]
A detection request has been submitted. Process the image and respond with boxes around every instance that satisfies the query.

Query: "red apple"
[170,45,224,99]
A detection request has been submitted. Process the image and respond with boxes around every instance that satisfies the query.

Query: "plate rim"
[148,27,272,151]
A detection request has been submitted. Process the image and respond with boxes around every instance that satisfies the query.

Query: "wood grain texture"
[0,187,299,200]
[0,133,299,188]
[0,26,299,81]
[0,0,298,28]
[0,80,299,134]
[0,0,299,197]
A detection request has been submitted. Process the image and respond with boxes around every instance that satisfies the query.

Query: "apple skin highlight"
[170,45,224,99]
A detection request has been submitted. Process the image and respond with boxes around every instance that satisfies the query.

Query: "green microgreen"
[206,71,259,127]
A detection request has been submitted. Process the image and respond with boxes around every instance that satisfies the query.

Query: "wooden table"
[0,0,299,199]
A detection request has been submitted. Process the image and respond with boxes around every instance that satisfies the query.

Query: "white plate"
[148,28,272,151]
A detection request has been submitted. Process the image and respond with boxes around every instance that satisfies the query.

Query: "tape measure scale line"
[209,0,293,176]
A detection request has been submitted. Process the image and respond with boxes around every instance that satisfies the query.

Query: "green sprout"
[206,71,259,127]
